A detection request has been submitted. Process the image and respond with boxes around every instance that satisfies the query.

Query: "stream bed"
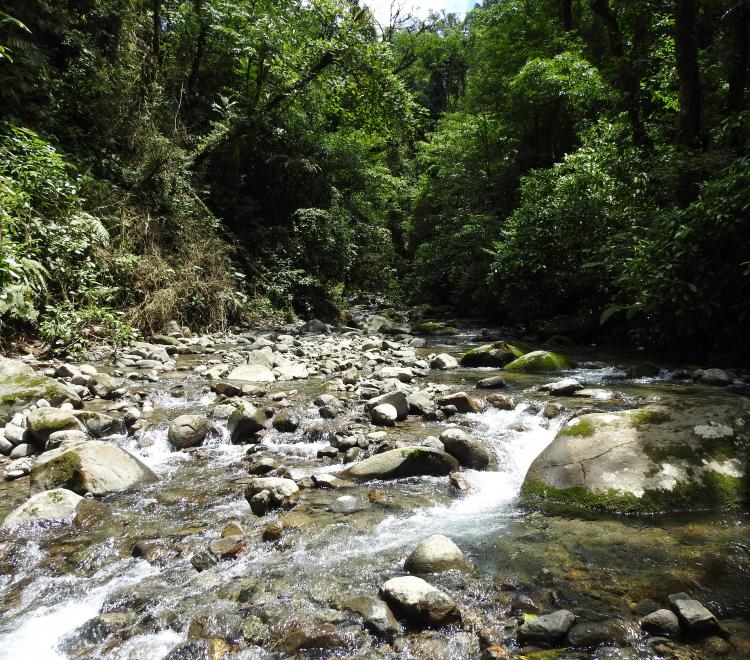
[0,329,748,659]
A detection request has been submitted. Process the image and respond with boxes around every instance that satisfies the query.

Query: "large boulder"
[31,440,158,496]
[226,364,276,383]
[439,429,490,470]
[168,414,208,449]
[460,341,526,368]
[504,350,571,373]
[404,535,468,573]
[25,408,85,445]
[342,447,459,481]
[0,358,82,424]
[521,400,750,513]
[380,576,461,627]
[2,488,84,528]
[365,391,409,421]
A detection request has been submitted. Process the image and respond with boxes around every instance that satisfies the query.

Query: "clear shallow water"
[0,341,748,658]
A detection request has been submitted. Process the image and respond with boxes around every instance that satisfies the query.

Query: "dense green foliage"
[1,0,749,354]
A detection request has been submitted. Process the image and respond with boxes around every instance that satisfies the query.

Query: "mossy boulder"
[0,359,82,424]
[521,401,750,513]
[460,341,527,368]
[31,440,158,496]
[2,488,84,528]
[26,408,86,445]
[503,350,572,373]
[414,322,458,336]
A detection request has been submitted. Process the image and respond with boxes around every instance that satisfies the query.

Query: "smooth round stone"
[404,534,468,573]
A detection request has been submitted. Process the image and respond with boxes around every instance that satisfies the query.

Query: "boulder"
[439,428,490,470]
[517,609,575,644]
[244,477,299,507]
[671,597,721,634]
[25,408,85,444]
[567,619,631,647]
[168,414,208,449]
[2,488,84,528]
[371,404,398,427]
[341,595,402,638]
[430,354,458,370]
[342,447,459,481]
[74,411,125,438]
[300,319,330,334]
[641,609,680,636]
[228,404,267,443]
[476,376,507,389]
[10,443,35,458]
[88,373,123,399]
[47,430,90,450]
[694,369,731,387]
[540,378,583,396]
[407,392,436,417]
[460,342,526,368]
[436,392,482,414]
[365,391,409,421]
[226,364,275,383]
[504,351,571,373]
[380,576,461,627]
[31,440,158,496]
[626,362,661,378]
[486,394,514,410]
[272,410,300,433]
[521,400,750,513]
[404,534,467,573]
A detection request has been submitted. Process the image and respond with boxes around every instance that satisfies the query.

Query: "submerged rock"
[517,609,575,644]
[404,534,467,573]
[380,575,461,627]
[31,440,158,496]
[2,488,83,528]
[342,447,459,480]
[521,401,749,513]
[504,350,571,373]
[341,595,402,638]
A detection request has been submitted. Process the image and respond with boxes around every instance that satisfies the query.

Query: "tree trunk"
[151,0,161,80]
[589,0,623,57]
[728,2,749,114]
[675,0,701,147]
[561,0,573,31]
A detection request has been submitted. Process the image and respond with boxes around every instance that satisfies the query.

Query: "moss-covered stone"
[0,373,82,423]
[460,341,528,368]
[557,419,595,438]
[31,451,87,494]
[503,350,572,373]
[414,321,458,336]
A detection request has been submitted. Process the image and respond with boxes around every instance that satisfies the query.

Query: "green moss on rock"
[630,408,671,428]
[503,350,572,373]
[557,419,596,438]
[31,451,87,494]
[460,341,528,368]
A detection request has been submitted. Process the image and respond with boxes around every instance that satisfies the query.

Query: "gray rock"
[380,576,461,627]
[641,609,680,636]
[365,391,409,421]
[439,428,490,470]
[168,414,208,449]
[543,403,564,419]
[430,354,458,370]
[74,411,125,438]
[0,435,12,455]
[436,392,482,414]
[693,369,731,386]
[371,403,398,427]
[3,422,26,445]
[342,447,459,480]
[476,376,507,389]
[407,392,436,417]
[342,595,402,638]
[88,373,123,399]
[671,597,720,634]
[46,430,90,450]
[226,363,275,383]
[2,488,83,528]
[540,378,583,396]
[10,443,35,459]
[404,534,467,573]
[244,477,299,508]
[272,410,300,433]
[25,408,84,444]
[567,619,631,647]
[31,440,158,496]
[517,609,576,643]
[228,404,267,443]
[300,319,330,334]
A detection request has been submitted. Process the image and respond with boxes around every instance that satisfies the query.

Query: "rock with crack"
[521,400,750,513]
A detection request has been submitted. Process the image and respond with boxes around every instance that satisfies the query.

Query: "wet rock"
[221,521,244,537]
[300,319,330,334]
[2,488,83,528]
[88,373,123,399]
[168,414,208,449]
[450,472,472,492]
[693,368,731,386]
[228,404,267,443]
[404,534,467,573]
[244,477,299,510]
[212,382,242,397]
[131,539,170,563]
[272,410,299,433]
[380,575,461,627]
[626,362,661,378]
[248,490,271,516]
[476,376,507,389]
[312,474,354,489]
[439,428,490,470]
[371,403,398,426]
[25,408,85,445]
[188,611,243,642]
[641,609,680,636]
[342,595,402,638]
[460,342,526,368]
[262,520,284,541]
[504,350,572,373]
[365,391,409,420]
[437,392,482,414]
[543,403,564,419]
[540,378,583,396]
[342,446,459,480]
[31,440,158,496]
[671,596,721,634]
[430,354,458,370]
[246,456,280,475]
[226,363,275,383]
[407,392,436,417]
[275,620,354,653]
[208,535,246,559]
[330,494,362,513]
[567,618,631,647]
[486,394,515,410]
[74,411,124,438]
[191,550,219,572]
[76,612,136,644]
[517,609,575,644]
[164,638,227,660]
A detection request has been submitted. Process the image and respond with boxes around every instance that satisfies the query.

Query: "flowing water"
[0,336,749,659]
